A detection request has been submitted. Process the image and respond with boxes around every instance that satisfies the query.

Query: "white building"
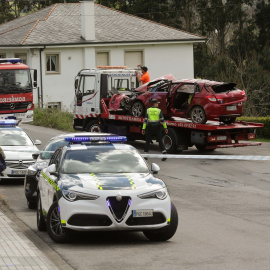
[0,0,205,111]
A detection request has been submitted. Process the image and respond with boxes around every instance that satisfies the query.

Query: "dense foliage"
[33,107,75,132]
[1,0,269,116]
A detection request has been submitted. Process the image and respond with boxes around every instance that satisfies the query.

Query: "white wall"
[41,47,84,111]
[0,42,195,112]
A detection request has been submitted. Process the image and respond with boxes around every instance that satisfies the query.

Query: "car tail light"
[248,133,256,140]
[241,90,246,95]
[206,96,217,102]
[207,135,227,142]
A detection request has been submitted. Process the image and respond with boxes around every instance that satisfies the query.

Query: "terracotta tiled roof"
[0,3,204,46]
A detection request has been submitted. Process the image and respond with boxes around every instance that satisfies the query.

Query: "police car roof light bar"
[0,119,19,126]
[65,136,127,143]
[0,58,21,64]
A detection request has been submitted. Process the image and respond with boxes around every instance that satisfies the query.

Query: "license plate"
[217,136,227,141]
[226,105,237,111]
[12,170,27,175]
[133,210,153,218]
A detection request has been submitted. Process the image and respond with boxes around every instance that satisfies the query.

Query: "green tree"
[0,0,15,24]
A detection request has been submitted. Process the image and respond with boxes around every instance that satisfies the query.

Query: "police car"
[0,119,41,180]
[37,135,178,243]
[25,132,104,209]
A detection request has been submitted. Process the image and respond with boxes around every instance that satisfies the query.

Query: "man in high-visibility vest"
[142,99,168,161]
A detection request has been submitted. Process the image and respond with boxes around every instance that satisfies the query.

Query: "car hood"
[2,145,39,160]
[58,173,165,191]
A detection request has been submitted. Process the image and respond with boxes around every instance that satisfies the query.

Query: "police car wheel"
[47,201,69,243]
[143,203,178,241]
[27,200,37,210]
[37,194,46,231]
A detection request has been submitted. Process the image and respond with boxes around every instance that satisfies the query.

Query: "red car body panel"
[108,77,247,123]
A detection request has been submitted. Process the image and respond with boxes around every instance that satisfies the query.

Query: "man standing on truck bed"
[136,66,150,85]
[142,99,168,161]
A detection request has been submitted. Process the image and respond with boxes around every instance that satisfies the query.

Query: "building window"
[47,102,61,110]
[96,52,109,67]
[15,53,27,64]
[46,54,60,73]
[0,53,6,58]
[124,51,143,68]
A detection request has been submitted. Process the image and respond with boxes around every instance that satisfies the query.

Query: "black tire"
[195,144,216,152]
[190,106,207,124]
[162,128,178,154]
[219,117,236,124]
[47,201,69,243]
[85,120,104,132]
[37,193,46,231]
[27,200,37,210]
[131,101,145,117]
[143,203,178,241]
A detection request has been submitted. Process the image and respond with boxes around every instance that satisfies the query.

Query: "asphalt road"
[0,124,269,270]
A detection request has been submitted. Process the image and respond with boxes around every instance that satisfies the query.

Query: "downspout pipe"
[39,47,44,108]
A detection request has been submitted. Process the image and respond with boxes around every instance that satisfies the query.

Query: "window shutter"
[124,51,143,68]
[96,52,109,66]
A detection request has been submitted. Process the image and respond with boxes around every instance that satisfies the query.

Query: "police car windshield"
[40,138,69,160]
[62,148,149,174]
[0,129,33,146]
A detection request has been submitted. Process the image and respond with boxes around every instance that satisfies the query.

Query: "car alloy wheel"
[131,101,145,117]
[190,106,207,124]
[47,201,69,243]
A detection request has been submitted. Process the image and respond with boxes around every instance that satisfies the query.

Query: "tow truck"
[73,67,263,153]
[0,58,37,123]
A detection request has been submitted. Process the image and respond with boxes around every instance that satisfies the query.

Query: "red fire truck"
[0,58,37,123]
[73,67,263,153]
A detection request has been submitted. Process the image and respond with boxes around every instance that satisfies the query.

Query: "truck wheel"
[190,106,207,124]
[85,120,103,132]
[47,201,69,243]
[143,203,178,241]
[162,128,178,154]
[219,117,236,124]
[195,144,216,152]
[131,101,145,117]
[37,193,46,231]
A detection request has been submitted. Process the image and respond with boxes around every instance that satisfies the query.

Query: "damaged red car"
[109,77,247,124]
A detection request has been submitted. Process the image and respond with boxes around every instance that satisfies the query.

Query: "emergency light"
[0,58,21,64]
[0,119,19,126]
[65,135,127,143]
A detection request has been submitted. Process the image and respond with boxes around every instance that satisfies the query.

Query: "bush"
[238,116,270,139]
[33,107,74,132]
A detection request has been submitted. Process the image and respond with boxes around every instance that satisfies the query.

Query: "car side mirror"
[34,139,42,145]
[151,163,160,174]
[32,153,39,160]
[47,164,58,177]
[74,78,79,90]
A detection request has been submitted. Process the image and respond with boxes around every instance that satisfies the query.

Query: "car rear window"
[210,83,238,93]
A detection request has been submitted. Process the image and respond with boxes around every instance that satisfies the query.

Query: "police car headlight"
[62,189,99,202]
[27,168,37,176]
[138,187,168,200]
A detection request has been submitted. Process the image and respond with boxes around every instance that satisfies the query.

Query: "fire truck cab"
[0,58,37,123]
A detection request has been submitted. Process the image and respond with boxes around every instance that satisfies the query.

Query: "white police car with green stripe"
[37,135,178,243]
